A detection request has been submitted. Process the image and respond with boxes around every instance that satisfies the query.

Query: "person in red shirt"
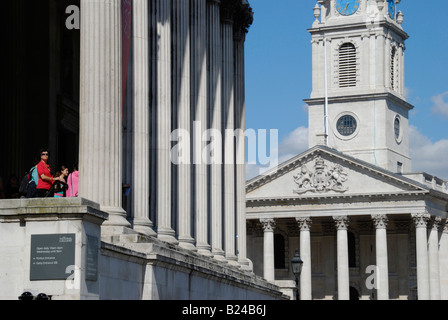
[36,148,62,198]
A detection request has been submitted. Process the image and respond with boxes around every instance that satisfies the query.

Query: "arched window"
[339,43,357,88]
[274,234,286,269]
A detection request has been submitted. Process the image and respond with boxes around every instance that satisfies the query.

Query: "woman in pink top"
[67,164,79,197]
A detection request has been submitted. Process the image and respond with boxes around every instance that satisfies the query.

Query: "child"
[53,166,69,198]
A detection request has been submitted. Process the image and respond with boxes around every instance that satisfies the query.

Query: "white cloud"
[277,126,309,163]
[409,125,448,180]
[246,126,309,180]
[431,91,448,118]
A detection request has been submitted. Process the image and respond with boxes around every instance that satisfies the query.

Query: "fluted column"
[222,5,237,266]
[297,217,313,300]
[207,0,225,261]
[132,0,156,236]
[79,0,130,229]
[261,218,276,282]
[191,0,211,256]
[372,214,389,300]
[412,212,430,300]
[428,217,441,300]
[234,16,251,270]
[439,220,448,300]
[151,0,177,244]
[172,0,195,251]
[333,215,350,300]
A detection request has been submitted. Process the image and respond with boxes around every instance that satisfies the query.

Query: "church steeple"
[304,0,413,174]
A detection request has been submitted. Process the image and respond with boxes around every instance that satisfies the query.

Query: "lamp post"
[291,249,303,301]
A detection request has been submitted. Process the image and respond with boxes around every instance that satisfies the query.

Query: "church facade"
[246,0,448,300]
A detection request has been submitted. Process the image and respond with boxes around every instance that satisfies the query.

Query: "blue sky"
[244,0,448,180]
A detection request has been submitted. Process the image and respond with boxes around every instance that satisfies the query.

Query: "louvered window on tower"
[339,43,357,88]
[391,47,397,91]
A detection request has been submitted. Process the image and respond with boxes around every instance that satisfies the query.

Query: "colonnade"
[260,213,448,300]
[78,0,253,269]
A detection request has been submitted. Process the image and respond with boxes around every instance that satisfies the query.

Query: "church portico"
[246,145,448,300]
[248,209,448,300]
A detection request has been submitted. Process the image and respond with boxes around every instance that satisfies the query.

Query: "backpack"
[19,167,37,198]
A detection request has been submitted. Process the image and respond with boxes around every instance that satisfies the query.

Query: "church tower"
[304,0,413,174]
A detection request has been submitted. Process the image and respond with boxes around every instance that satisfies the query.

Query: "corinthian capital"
[412,212,431,228]
[333,215,349,230]
[430,216,442,231]
[260,218,276,232]
[296,217,313,231]
[443,220,448,234]
[372,214,388,229]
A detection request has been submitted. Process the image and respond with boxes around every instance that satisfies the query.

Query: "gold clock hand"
[345,2,349,10]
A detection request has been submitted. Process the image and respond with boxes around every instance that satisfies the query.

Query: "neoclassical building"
[0,0,286,300]
[246,0,448,300]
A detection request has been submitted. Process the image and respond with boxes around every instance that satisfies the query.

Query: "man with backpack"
[18,165,38,198]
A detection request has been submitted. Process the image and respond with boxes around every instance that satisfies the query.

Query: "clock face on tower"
[336,0,361,16]
[388,0,396,19]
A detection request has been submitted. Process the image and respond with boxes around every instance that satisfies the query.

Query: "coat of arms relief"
[293,156,349,194]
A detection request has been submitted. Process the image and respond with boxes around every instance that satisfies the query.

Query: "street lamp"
[291,249,303,301]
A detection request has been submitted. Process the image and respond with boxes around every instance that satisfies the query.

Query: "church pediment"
[246,146,428,200]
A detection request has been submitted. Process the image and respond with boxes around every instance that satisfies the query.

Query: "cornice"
[246,190,428,206]
[308,20,409,40]
[304,92,414,111]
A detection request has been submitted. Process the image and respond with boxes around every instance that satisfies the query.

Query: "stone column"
[191,0,211,256]
[132,0,156,236]
[234,18,251,270]
[261,218,276,282]
[79,0,130,229]
[152,0,177,244]
[412,212,430,300]
[372,214,389,300]
[439,220,448,300]
[207,0,226,261]
[172,0,195,251]
[222,2,238,266]
[428,217,441,300]
[297,217,313,300]
[333,215,350,300]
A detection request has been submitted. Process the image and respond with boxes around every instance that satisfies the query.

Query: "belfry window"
[339,43,357,88]
[391,47,397,91]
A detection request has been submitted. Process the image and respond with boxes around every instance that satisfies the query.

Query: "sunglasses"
[41,153,49,156]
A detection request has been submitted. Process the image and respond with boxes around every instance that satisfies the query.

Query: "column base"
[196,243,213,257]
[238,258,253,271]
[178,236,197,252]
[226,254,240,267]
[134,225,157,237]
[212,249,228,263]
[133,217,157,237]
[101,206,131,228]
[157,227,178,245]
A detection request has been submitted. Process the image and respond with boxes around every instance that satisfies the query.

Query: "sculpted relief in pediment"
[293,156,349,195]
